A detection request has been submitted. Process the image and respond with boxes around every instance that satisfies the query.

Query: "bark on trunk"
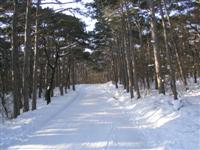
[148,0,165,94]
[126,1,141,98]
[163,0,187,88]
[23,0,32,112]
[32,0,41,110]
[160,1,177,99]
[12,0,21,118]
[72,58,75,91]
[45,53,59,104]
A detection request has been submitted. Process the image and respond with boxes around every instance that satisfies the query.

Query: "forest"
[1,0,105,118]
[1,0,199,118]
[0,0,200,149]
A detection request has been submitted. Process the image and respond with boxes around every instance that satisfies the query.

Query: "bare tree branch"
[37,1,75,5]
[60,42,77,50]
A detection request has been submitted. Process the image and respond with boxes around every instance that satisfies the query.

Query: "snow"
[106,81,200,149]
[172,100,182,110]
[1,82,200,150]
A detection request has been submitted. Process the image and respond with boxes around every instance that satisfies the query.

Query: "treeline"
[90,0,200,99]
[0,0,103,119]
[1,0,200,119]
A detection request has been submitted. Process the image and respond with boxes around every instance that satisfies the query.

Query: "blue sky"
[42,0,96,31]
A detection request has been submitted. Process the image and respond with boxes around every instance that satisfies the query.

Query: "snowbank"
[104,81,200,149]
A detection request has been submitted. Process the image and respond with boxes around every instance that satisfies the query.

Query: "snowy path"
[6,85,147,150]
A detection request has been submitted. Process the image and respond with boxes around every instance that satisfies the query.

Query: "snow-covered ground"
[0,82,200,150]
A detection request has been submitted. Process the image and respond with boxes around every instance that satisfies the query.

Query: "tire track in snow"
[31,91,80,133]
[101,84,149,149]
[4,91,80,150]
[6,84,149,150]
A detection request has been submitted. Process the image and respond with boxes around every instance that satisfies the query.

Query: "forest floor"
[1,81,200,150]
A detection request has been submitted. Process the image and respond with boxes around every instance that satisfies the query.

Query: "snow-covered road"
[3,83,200,150]
[6,85,147,150]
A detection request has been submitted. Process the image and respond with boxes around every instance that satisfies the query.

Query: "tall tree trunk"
[119,35,128,90]
[148,0,165,94]
[192,48,198,83]
[120,3,133,98]
[159,1,177,99]
[38,62,43,98]
[59,61,64,96]
[124,26,134,98]
[38,72,43,98]
[45,53,59,104]
[72,57,75,91]
[111,44,118,88]
[0,68,8,118]
[23,0,32,112]
[67,59,71,90]
[146,40,151,89]
[32,0,41,110]
[29,50,34,98]
[162,0,187,88]
[45,68,55,105]
[65,58,71,92]
[126,1,141,98]
[12,0,21,118]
